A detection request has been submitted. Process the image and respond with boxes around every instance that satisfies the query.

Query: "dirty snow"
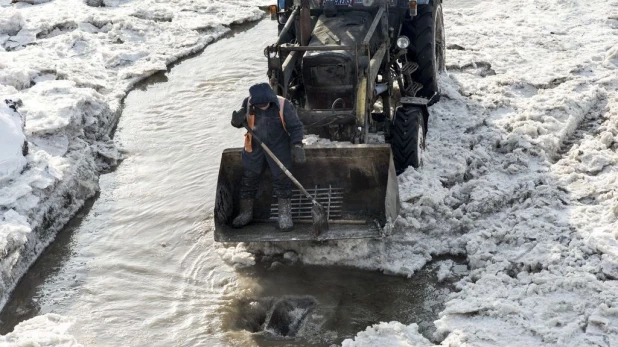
[0,0,267,319]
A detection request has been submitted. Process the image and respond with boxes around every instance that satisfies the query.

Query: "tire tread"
[390,106,425,174]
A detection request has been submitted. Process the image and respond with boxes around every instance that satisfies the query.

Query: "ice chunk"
[341,322,432,347]
[0,9,23,36]
[0,314,82,346]
[0,100,26,183]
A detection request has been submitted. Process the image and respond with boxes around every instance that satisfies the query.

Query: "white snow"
[342,322,432,347]
[0,314,81,346]
[0,100,26,183]
[0,0,268,326]
[216,242,257,269]
[2,0,618,345]
[0,9,23,37]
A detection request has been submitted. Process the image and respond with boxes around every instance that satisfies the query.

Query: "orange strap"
[244,96,287,152]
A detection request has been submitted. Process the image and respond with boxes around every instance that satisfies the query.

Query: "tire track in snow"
[553,97,609,165]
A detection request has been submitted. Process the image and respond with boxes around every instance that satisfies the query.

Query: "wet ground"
[0,9,473,347]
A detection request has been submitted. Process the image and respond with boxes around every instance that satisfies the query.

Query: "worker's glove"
[291,143,306,164]
[231,107,247,128]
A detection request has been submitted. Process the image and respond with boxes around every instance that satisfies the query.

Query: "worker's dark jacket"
[238,83,304,199]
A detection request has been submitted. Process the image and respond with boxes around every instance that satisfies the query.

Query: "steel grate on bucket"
[270,185,344,221]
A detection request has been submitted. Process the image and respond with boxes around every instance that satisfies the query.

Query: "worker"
[230,83,305,231]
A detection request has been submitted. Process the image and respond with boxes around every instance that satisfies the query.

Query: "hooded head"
[249,83,279,108]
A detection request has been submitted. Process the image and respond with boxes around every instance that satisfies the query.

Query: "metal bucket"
[213,143,399,242]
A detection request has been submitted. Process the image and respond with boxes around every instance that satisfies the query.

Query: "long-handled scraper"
[243,123,329,238]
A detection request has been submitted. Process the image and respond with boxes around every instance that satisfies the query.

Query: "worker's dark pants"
[240,141,292,199]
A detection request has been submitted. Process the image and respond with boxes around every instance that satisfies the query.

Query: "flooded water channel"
[1,18,468,347]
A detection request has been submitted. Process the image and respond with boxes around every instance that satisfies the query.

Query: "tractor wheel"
[390,105,425,175]
[402,0,446,99]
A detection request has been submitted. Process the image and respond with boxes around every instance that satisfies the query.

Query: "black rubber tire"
[390,106,425,175]
[401,0,445,99]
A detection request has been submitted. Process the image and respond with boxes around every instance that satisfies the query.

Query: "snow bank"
[0,0,267,316]
[0,314,81,346]
[245,0,618,344]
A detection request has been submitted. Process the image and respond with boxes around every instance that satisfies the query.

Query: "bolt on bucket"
[213,143,400,242]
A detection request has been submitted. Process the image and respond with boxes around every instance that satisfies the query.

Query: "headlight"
[397,36,410,49]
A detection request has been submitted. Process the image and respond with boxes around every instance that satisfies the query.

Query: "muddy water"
[222,259,462,346]
[1,18,466,347]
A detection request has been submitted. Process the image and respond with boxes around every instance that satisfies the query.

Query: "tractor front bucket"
[213,144,400,242]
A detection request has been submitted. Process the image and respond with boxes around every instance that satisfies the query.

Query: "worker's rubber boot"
[278,198,294,232]
[232,199,254,228]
